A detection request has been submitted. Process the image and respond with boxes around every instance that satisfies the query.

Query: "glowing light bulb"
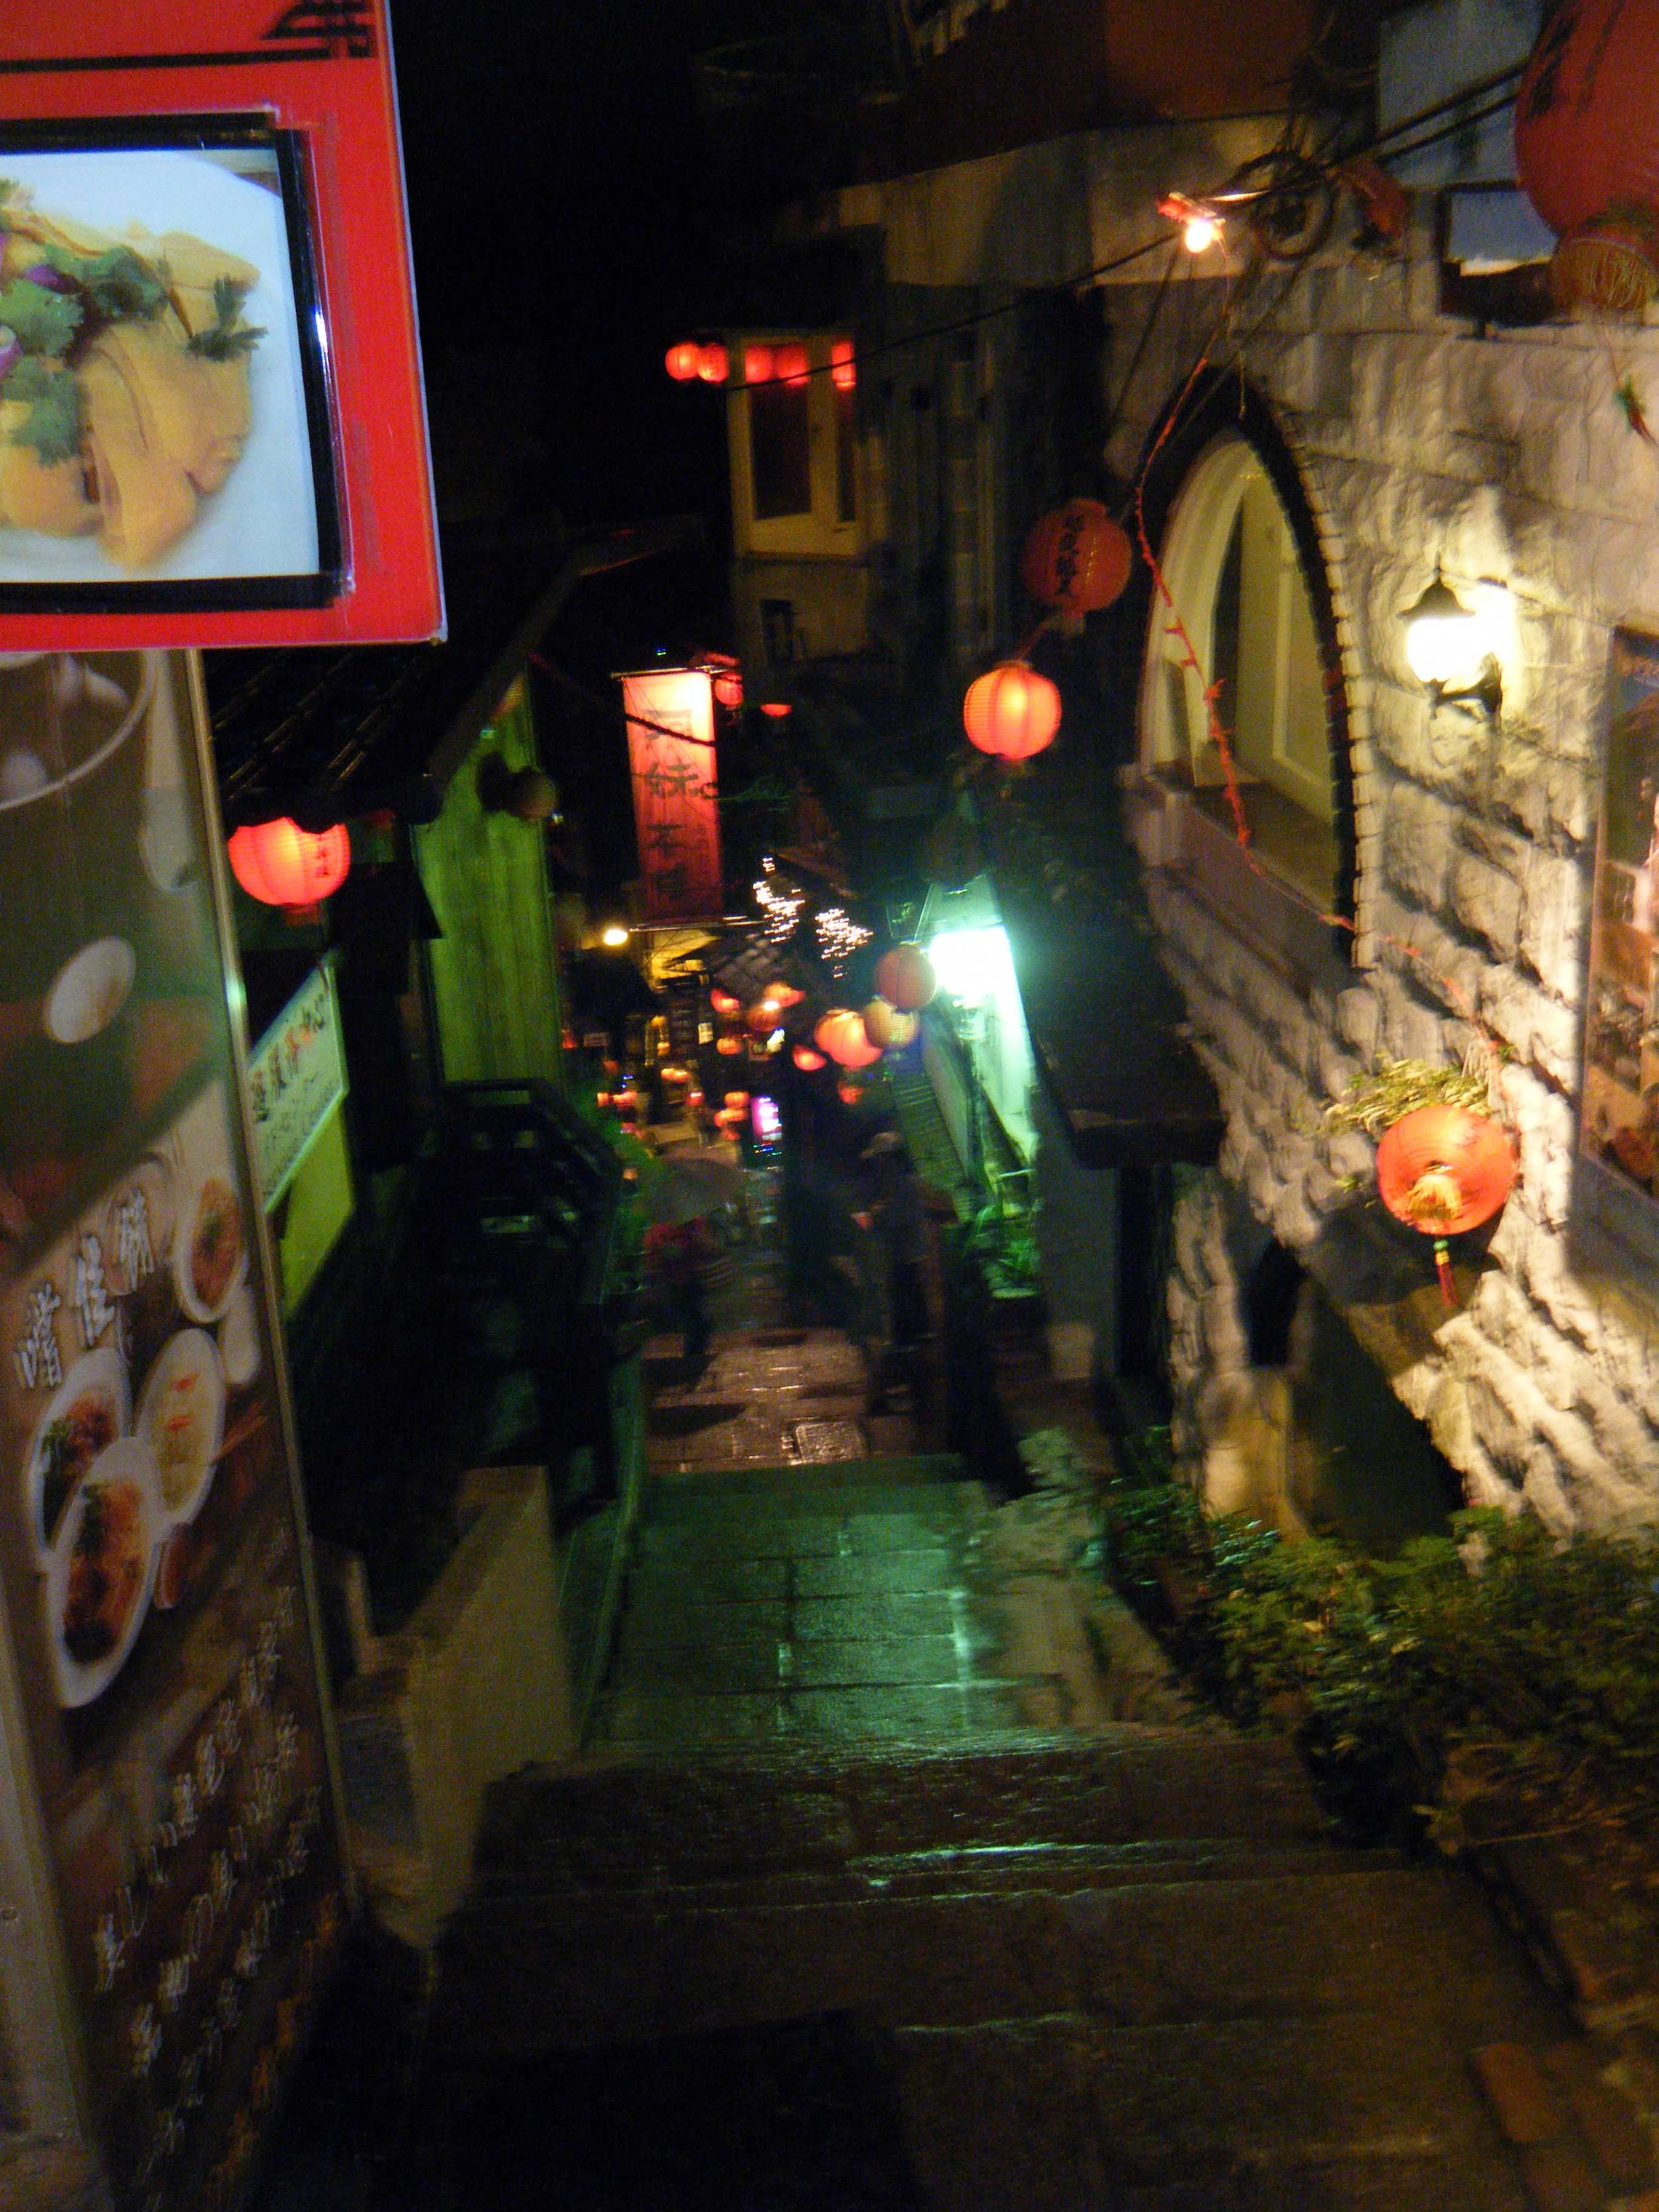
[1183,212,1222,253]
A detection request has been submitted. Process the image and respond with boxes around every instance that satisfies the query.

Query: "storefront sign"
[249,964,346,1211]
[0,650,347,2209]
[0,0,442,649]
[621,667,723,922]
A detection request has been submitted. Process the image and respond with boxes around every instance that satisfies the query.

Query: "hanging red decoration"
[1375,1104,1516,1308]
[713,668,745,710]
[709,988,741,1016]
[837,1077,865,1108]
[963,663,1061,761]
[792,1044,827,1073]
[744,345,775,384]
[862,998,917,1051]
[228,818,350,911]
[760,700,792,720]
[696,341,729,384]
[665,341,701,382]
[1549,207,1659,317]
[814,1009,881,1070]
[723,1090,750,1111]
[715,1032,744,1056]
[745,1000,782,1037]
[1514,0,1659,237]
[1021,498,1133,616]
[773,342,810,387]
[830,338,857,393]
[874,944,936,1011]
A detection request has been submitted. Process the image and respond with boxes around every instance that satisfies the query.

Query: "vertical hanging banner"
[0,0,443,648]
[0,651,347,2209]
[621,666,724,922]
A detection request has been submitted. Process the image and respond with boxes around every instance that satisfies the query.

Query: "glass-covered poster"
[0,649,346,2211]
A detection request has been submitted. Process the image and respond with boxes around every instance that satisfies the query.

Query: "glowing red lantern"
[1376,1104,1516,1307]
[874,944,936,1011]
[792,1044,827,1073]
[710,988,741,1016]
[863,999,917,1051]
[774,342,810,387]
[963,664,1061,761]
[768,982,805,1009]
[744,345,774,384]
[837,1078,865,1108]
[760,700,792,720]
[687,1088,705,1109]
[696,342,729,384]
[228,817,350,911]
[716,1033,744,1057]
[1022,499,1133,617]
[831,338,856,392]
[713,669,745,710]
[816,1009,881,1070]
[665,341,701,382]
[1514,0,1659,236]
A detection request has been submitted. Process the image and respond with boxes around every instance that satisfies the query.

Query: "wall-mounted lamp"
[1401,567,1504,720]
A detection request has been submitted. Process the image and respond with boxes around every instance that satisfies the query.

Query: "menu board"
[0,649,346,2210]
[249,962,346,1211]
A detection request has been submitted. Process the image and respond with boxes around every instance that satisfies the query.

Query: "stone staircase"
[419,1457,1571,2210]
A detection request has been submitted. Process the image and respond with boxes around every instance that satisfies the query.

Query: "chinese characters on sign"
[248,962,347,1211]
[621,668,723,922]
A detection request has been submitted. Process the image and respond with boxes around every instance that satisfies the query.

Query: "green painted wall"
[277,1104,354,1311]
[417,680,564,1089]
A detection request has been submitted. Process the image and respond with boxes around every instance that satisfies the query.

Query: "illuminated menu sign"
[621,667,723,923]
[0,650,346,2210]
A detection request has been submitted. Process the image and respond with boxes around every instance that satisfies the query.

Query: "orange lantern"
[830,338,857,392]
[874,944,936,1011]
[963,663,1061,761]
[837,1078,865,1107]
[713,669,745,711]
[723,1089,750,1111]
[228,817,350,911]
[709,988,741,1016]
[768,982,805,1009]
[1021,498,1133,616]
[1514,0,1659,237]
[745,999,781,1036]
[744,344,775,384]
[792,1044,827,1073]
[595,1090,613,1111]
[686,1088,705,1110]
[696,341,729,384]
[817,1011,882,1070]
[863,998,917,1052]
[1375,1104,1516,1307]
[716,1033,744,1057]
[614,1083,641,1118]
[760,700,792,720]
[665,340,701,382]
[774,341,810,387]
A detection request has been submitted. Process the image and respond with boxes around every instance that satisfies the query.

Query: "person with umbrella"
[641,1151,745,1367]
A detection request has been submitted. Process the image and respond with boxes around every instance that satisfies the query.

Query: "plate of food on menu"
[135,1325,225,1529]
[173,1167,247,1325]
[24,1343,129,1567]
[44,1436,160,1708]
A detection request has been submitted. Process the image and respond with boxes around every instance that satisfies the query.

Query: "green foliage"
[0,277,82,359]
[5,360,83,464]
[186,277,264,362]
[1322,1054,1494,1137]
[40,242,170,324]
[1100,1465,1659,1848]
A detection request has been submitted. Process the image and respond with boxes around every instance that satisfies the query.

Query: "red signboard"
[0,0,442,648]
[622,668,724,922]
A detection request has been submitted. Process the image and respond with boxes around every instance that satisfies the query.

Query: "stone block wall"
[1102,210,1659,1531]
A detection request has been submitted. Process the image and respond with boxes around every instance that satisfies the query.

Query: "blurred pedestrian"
[643,1214,714,1366]
[856,1133,929,1409]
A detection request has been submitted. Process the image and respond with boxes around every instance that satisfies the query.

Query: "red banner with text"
[622,668,723,923]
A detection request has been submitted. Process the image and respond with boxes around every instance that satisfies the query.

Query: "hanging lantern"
[773,342,810,387]
[1514,0,1659,237]
[1375,1104,1516,1308]
[862,998,918,1051]
[830,338,857,393]
[760,700,792,720]
[744,344,775,384]
[614,1082,641,1118]
[665,340,701,382]
[1021,498,1133,617]
[228,817,350,913]
[792,1043,827,1073]
[716,1032,744,1057]
[1549,207,1659,318]
[709,988,741,1016]
[874,944,936,1011]
[696,341,729,384]
[713,668,745,711]
[819,1011,882,1070]
[686,1088,705,1110]
[745,999,780,1036]
[837,1077,865,1108]
[723,1089,750,1111]
[963,663,1061,761]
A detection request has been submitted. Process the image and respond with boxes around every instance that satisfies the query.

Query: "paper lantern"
[696,342,729,384]
[716,1033,744,1056]
[1514,0,1659,235]
[228,818,350,911]
[1021,498,1133,616]
[709,988,741,1016]
[760,700,792,720]
[665,340,701,382]
[874,944,936,1011]
[773,342,810,387]
[837,1078,865,1107]
[745,999,782,1036]
[723,1090,750,1111]
[814,1009,881,1069]
[792,1044,827,1072]
[1550,208,1659,317]
[862,999,917,1051]
[963,664,1061,761]
[831,338,857,393]
[713,669,745,710]
[1375,1104,1516,1307]
[744,345,774,384]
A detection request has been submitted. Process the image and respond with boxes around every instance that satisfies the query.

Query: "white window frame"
[727,331,863,560]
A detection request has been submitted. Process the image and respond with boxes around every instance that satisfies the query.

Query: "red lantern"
[665,340,701,382]
[760,700,792,720]
[696,342,729,384]
[687,1088,705,1110]
[831,338,856,393]
[745,1000,780,1036]
[874,944,936,1011]
[723,1089,750,1111]
[228,818,350,911]
[863,999,917,1051]
[713,669,745,711]
[816,1009,881,1070]
[709,988,741,1016]
[1376,1104,1516,1307]
[792,1044,827,1073]
[1021,498,1133,616]
[963,664,1061,761]
[837,1078,865,1107]
[773,342,810,387]
[768,982,805,1009]
[716,1032,744,1056]
[1514,0,1659,236]
[744,344,775,384]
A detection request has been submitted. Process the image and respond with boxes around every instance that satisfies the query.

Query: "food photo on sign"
[0,129,338,607]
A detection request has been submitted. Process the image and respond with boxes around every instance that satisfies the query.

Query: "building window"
[1141,429,1341,912]
[729,332,861,558]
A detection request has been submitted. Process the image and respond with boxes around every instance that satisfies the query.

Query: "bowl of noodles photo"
[24,1342,129,1566]
[135,1326,224,1530]
[173,1168,246,1324]
[45,1436,159,1708]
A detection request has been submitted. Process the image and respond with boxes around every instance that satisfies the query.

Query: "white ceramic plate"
[172,1167,248,1325]
[23,1342,129,1566]
[0,149,321,585]
[46,1437,160,1708]
[135,1327,225,1529]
